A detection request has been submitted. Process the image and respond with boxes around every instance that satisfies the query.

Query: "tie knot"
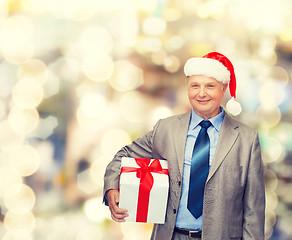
[199,120,212,129]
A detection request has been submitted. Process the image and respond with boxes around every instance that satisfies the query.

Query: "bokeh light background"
[0,0,291,239]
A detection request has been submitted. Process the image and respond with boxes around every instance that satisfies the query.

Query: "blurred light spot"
[250,34,277,60]
[9,145,40,177]
[196,1,225,19]
[265,169,278,192]
[80,93,106,118]
[272,123,292,151]
[109,12,138,47]
[4,211,35,233]
[4,184,36,214]
[266,191,278,211]
[44,0,63,18]
[76,93,109,131]
[0,15,35,64]
[139,0,157,12]
[189,43,213,57]
[31,115,58,140]
[0,2,9,20]
[8,107,39,134]
[0,99,6,120]
[0,57,17,98]
[262,136,283,162]
[228,0,289,33]
[119,91,147,123]
[75,83,93,98]
[121,221,153,239]
[165,36,184,52]
[18,59,49,85]
[4,41,34,65]
[0,167,22,197]
[259,81,285,109]
[89,159,104,187]
[150,106,172,126]
[101,129,131,158]
[21,0,46,14]
[143,17,166,36]
[46,216,75,239]
[163,8,181,22]
[35,141,55,173]
[237,76,260,112]
[151,50,167,65]
[88,153,111,191]
[137,37,162,53]
[80,27,113,55]
[0,15,34,45]
[42,71,60,98]
[280,183,292,204]
[109,60,143,92]
[94,0,136,11]
[164,56,180,73]
[265,209,276,239]
[0,121,24,150]
[269,66,289,86]
[77,169,97,195]
[3,231,33,240]
[62,0,96,21]
[49,57,81,83]
[76,108,108,132]
[82,54,114,82]
[83,197,111,223]
[12,77,44,108]
[144,37,162,52]
[279,26,292,41]
[256,106,281,128]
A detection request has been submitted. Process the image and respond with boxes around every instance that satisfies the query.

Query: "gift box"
[119,157,169,223]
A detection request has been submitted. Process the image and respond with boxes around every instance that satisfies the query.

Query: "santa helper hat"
[184,52,242,116]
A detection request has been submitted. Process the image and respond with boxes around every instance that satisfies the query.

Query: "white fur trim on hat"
[184,58,231,84]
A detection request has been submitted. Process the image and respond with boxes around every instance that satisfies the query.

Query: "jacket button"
[173,209,176,214]
[178,181,181,186]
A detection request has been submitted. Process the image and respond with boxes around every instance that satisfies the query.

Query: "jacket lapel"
[207,113,239,183]
[172,111,191,175]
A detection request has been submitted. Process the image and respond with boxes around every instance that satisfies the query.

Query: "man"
[103,52,265,240]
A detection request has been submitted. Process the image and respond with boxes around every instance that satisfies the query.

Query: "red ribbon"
[120,158,168,222]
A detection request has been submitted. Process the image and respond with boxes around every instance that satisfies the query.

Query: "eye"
[207,84,215,88]
[191,84,199,88]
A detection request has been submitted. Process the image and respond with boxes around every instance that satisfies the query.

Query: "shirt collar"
[190,107,225,132]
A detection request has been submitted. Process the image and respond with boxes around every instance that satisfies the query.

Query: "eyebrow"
[189,81,217,85]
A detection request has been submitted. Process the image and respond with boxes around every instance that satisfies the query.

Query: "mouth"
[196,99,210,105]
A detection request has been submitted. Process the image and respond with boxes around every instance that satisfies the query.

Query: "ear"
[223,83,228,92]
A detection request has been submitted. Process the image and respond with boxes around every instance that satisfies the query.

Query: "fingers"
[107,189,129,222]
[110,207,129,222]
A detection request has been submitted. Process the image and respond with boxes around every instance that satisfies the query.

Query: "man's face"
[187,75,228,119]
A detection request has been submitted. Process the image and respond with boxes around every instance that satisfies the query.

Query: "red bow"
[121,158,168,222]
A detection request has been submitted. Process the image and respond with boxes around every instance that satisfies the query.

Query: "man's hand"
[107,189,129,222]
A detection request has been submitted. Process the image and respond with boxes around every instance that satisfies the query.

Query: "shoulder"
[158,111,191,125]
[224,113,258,136]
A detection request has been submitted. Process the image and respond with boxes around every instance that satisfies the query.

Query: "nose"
[198,87,206,97]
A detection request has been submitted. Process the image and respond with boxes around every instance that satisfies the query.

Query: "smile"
[197,99,210,104]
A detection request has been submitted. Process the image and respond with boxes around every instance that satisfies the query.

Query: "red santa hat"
[184,51,242,116]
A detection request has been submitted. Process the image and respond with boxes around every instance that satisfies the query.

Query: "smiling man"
[103,52,265,240]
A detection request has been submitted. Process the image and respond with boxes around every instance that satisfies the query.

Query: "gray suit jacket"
[103,111,265,240]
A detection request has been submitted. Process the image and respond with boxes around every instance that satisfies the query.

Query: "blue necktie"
[187,120,212,218]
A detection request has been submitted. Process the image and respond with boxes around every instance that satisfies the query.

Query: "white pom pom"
[226,98,242,116]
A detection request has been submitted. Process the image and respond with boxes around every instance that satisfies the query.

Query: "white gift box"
[119,157,169,223]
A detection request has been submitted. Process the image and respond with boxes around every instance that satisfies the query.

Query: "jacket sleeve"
[103,120,161,205]
[242,132,265,239]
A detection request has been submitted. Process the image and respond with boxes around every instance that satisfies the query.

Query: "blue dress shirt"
[175,107,225,230]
